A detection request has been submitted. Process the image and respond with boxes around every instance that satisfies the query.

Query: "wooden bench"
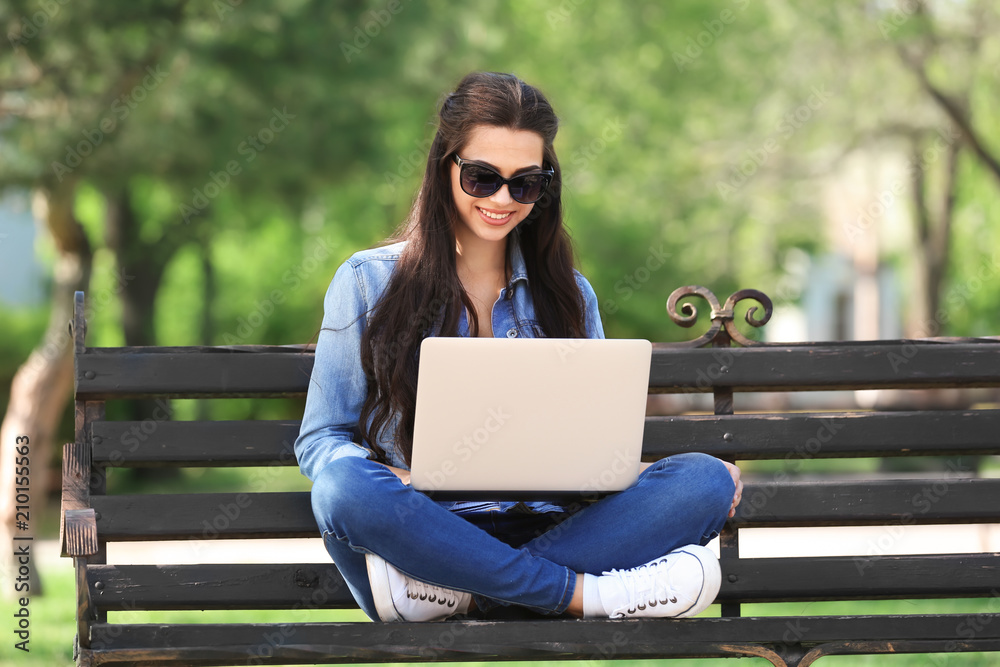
[61,287,1000,667]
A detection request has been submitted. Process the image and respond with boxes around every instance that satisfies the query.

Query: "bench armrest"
[63,508,99,557]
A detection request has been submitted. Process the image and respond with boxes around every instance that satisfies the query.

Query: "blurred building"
[0,190,46,307]
[766,150,907,345]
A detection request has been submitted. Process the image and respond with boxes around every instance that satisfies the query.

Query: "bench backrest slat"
[89,410,1000,467]
[644,410,1000,460]
[77,350,314,399]
[91,421,300,467]
[75,343,1000,399]
[92,493,315,540]
[648,343,1000,391]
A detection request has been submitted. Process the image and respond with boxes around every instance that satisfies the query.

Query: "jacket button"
[506,329,518,338]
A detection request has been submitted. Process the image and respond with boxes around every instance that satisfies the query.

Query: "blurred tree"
[756,0,1000,338]
[0,0,431,582]
[887,0,1000,333]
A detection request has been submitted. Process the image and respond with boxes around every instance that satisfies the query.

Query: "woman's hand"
[383,464,411,486]
[722,460,742,518]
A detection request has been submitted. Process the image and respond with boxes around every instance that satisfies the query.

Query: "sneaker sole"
[674,545,722,618]
[365,554,402,622]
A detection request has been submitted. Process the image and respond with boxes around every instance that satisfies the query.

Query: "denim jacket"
[295,235,605,511]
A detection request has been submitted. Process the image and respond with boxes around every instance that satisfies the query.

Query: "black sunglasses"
[452,154,554,204]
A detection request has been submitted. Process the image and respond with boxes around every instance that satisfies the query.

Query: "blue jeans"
[310,452,734,620]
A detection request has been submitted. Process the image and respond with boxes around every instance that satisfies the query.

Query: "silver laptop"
[410,337,652,500]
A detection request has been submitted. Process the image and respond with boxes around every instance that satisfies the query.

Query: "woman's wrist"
[380,463,411,485]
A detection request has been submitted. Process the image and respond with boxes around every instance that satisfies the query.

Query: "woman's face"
[450,125,546,248]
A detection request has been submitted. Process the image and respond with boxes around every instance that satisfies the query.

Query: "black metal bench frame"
[61,288,1000,666]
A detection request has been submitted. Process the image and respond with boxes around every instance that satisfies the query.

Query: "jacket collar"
[508,230,529,288]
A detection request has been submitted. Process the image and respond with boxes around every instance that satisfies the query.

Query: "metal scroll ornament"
[666,286,773,347]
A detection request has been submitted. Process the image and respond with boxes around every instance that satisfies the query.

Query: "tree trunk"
[106,187,169,350]
[197,238,215,420]
[906,131,961,337]
[104,186,181,484]
[927,138,960,323]
[0,183,91,596]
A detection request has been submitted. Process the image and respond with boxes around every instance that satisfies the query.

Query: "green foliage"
[942,155,1000,337]
[1,0,1000,373]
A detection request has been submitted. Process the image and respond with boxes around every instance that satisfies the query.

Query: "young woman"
[295,71,742,622]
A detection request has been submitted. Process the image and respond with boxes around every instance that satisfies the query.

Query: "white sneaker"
[365,553,472,622]
[598,545,721,619]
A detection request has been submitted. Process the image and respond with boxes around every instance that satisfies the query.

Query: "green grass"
[6,559,999,667]
[2,557,77,666]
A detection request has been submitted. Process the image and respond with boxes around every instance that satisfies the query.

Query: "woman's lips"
[477,207,514,225]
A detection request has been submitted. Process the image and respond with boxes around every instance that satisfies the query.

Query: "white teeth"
[479,208,511,220]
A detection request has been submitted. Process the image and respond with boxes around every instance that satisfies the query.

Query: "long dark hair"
[359,71,586,466]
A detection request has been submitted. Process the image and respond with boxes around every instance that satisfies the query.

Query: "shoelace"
[605,556,679,618]
[405,578,458,608]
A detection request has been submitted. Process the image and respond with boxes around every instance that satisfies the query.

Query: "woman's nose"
[488,184,514,206]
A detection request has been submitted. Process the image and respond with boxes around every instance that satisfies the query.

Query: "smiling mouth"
[478,207,513,222]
